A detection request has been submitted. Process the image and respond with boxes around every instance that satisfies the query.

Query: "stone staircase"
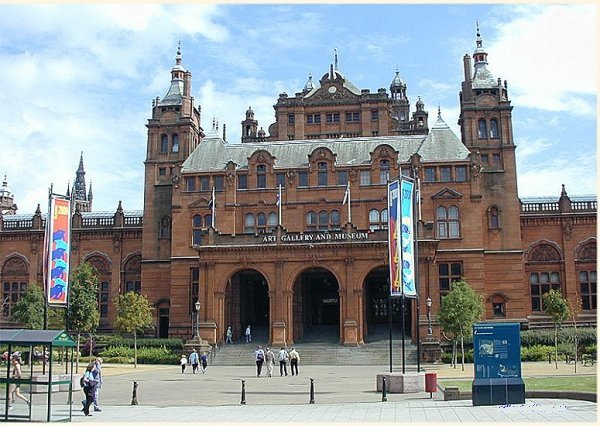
[210,337,418,366]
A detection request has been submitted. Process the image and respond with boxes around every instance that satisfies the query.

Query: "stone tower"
[0,174,17,215]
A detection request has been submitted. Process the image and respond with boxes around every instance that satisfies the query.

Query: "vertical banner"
[388,180,401,296]
[46,196,71,305]
[400,179,417,297]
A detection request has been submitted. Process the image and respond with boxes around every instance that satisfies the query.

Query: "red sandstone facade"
[0,32,595,348]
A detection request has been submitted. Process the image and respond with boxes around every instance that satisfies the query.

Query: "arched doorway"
[226,270,270,343]
[293,268,339,343]
[363,267,411,342]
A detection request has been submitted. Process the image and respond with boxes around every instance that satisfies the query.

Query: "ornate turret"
[72,152,92,212]
[0,173,17,215]
[241,106,259,143]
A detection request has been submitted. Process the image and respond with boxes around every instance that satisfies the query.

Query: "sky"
[0,2,596,214]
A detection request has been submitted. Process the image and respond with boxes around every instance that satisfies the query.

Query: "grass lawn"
[439,376,597,393]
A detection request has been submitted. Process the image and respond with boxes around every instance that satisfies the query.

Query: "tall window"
[337,170,348,186]
[1,258,29,318]
[204,214,212,228]
[306,211,317,231]
[276,173,286,188]
[124,255,142,294]
[331,210,341,230]
[238,174,248,190]
[360,170,371,186]
[318,162,328,186]
[214,175,224,191]
[488,206,500,229]
[424,167,436,182]
[455,166,467,182]
[267,212,277,231]
[160,216,171,239]
[379,160,390,184]
[439,262,462,301]
[186,177,196,192]
[530,272,561,311]
[192,214,203,245]
[288,114,295,124]
[326,113,340,123]
[257,165,266,189]
[579,271,597,311]
[200,177,210,191]
[436,205,460,238]
[87,256,111,319]
[440,167,452,182]
[298,171,308,187]
[346,111,360,123]
[490,119,499,138]
[160,134,168,153]
[478,119,487,138]
[371,110,379,121]
[318,210,329,231]
[172,134,179,152]
[257,212,267,233]
[245,213,255,233]
[369,209,381,231]
[190,267,199,315]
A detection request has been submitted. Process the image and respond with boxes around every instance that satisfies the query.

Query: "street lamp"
[425,296,432,336]
[194,300,201,340]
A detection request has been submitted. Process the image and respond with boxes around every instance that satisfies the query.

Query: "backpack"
[79,376,86,387]
[257,352,264,362]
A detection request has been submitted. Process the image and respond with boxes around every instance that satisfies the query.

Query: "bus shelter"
[1,329,77,422]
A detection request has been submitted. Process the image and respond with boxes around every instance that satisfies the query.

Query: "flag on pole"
[208,186,215,227]
[342,181,350,204]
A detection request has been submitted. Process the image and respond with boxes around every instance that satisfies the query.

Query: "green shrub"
[520,345,554,361]
[101,356,132,364]
[99,346,134,359]
[583,343,596,355]
[101,337,183,351]
[441,349,473,364]
[521,328,596,347]
[136,347,180,365]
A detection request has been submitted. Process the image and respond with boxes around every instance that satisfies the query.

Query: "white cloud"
[488,4,597,116]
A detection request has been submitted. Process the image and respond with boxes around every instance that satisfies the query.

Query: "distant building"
[0,30,595,347]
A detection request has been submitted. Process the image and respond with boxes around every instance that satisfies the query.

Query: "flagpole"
[347,181,351,224]
[211,186,216,228]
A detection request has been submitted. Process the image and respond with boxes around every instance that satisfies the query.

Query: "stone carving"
[2,257,28,275]
[578,242,596,261]
[529,243,561,262]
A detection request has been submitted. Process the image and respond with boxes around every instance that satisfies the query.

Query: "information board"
[473,322,522,379]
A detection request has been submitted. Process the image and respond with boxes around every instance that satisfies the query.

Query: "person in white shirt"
[254,346,265,377]
[277,347,289,376]
[264,348,275,378]
[289,347,300,376]
[245,325,252,343]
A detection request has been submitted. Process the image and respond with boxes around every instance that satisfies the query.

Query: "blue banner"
[400,179,416,297]
[388,180,401,296]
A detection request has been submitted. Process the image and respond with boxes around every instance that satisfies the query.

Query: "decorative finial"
[476,21,480,38]
[437,105,441,118]
[561,184,567,197]
[212,116,216,131]
[176,41,182,65]
[334,48,338,70]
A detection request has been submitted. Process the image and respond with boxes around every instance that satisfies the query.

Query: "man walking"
[289,347,300,376]
[226,326,233,344]
[245,325,252,343]
[189,348,199,374]
[92,357,103,411]
[277,347,289,376]
[265,347,275,378]
[255,346,265,378]
[200,351,208,373]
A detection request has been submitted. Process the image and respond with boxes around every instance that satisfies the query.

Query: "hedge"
[99,346,180,365]
[521,328,596,348]
[100,337,184,351]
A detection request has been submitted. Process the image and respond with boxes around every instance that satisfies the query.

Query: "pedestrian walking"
[245,325,252,343]
[189,348,199,374]
[277,347,289,376]
[289,347,300,376]
[265,347,275,378]
[7,354,30,411]
[81,363,98,416]
[180,354,187,373]
[200,351,208,373]
[255,345,265,377]
[92,357,103,411]
[226,326,233,344]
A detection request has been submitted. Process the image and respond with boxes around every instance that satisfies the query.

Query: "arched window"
[160,134,168,153]
[490,119,499,138]
[256,165,266,189]
[267,212,277,231]
[1,257,29,318]
[160,216,171,239]
[369,209,381,231]
[526,243,562,312]
[381,208,388,229]
[306,211,317,231]
[244,213,255,233]
[172,134,179,153]
[478,119,487,138]
[318,210,329,231]
[317,162,328,186]
[436,205,460,238]
[124,255,141,294]
[257,212,267,233]
[192,214,203,245]
[488,206,500,229]
[204,214,212,228]
[576,240,597,311]
[331,210,341,230]
[379,159,390,184]
[87,256,111,319]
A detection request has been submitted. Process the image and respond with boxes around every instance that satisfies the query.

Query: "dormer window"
[379,160,390,184]
[317,162,328,186]
[257,165,266,189]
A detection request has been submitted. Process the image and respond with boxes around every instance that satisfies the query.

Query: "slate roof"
[182,116,470,173]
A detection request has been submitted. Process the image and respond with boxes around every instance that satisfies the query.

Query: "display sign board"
[473,322,522,379]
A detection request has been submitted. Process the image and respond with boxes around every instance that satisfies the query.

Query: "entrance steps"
[210,338,418,366]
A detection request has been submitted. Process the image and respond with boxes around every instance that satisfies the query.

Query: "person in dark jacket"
[81,363,98,416]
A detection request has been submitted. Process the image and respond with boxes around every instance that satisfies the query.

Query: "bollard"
[240,380,246,405]
[309,378,315,404]
[381,376,387,402]
[131,381,138,405]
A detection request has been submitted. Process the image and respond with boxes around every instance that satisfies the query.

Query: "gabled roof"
[0,329,76,347]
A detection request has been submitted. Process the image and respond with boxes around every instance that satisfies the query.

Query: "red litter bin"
[425,372,437,398]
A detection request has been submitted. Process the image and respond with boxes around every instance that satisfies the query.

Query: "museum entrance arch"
[225,270,270,343]
[363,267,411,342]
[293,268,340,343]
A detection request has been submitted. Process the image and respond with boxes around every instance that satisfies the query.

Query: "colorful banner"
[46,196,71,305]
[388,180,401,296]
[400,179,417,297]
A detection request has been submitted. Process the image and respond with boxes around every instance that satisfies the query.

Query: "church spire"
[73,152,92,212]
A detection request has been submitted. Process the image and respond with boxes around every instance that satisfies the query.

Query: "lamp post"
[425,296,432,336]
[195,300,201,340]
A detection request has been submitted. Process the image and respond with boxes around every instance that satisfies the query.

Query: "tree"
[568,294,583,373]
[543,289,570,369]
[437,280,484,371]
[11,283,45,329]
[114,291,154,368]
[68,263,100,372]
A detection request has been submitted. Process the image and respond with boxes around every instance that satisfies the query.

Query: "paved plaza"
[6,361,597,422]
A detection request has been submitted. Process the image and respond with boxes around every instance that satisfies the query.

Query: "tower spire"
[334,48,338,70]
